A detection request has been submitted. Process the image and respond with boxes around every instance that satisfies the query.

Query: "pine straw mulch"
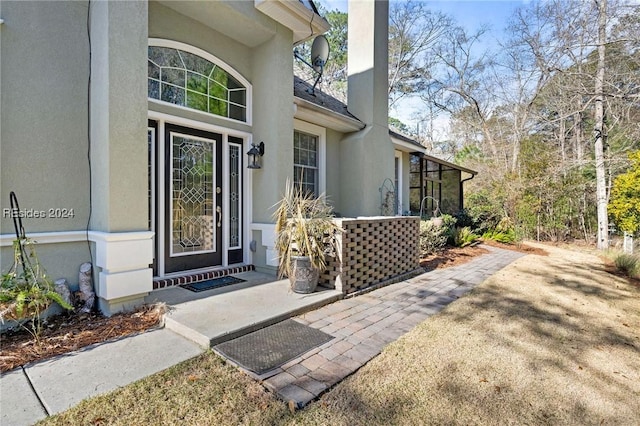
[0,303,165,373]
[420,245,490,270]
[419,240,549,271]
[482,239,550,255]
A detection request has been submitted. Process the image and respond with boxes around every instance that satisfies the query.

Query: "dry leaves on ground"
[0,303,165,373]
[482,239,549,255]
[420,242,548,272]
[420,245,490,270]
[300,242,640,425]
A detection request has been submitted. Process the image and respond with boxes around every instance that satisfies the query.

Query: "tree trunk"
[559,116,566,175]
[594,0,609,249]
[575,111,584,163]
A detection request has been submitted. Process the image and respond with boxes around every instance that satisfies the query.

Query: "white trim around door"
[148,111,252,277]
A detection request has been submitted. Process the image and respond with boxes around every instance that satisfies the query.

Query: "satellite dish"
[310,35,329,73]
[293,34,330,96]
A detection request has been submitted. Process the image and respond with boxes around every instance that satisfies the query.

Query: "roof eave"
[391,135,425,153]
[294,97,364,133]
[422,153,478,175]
[391,136,477,175]
[255,0,330,44]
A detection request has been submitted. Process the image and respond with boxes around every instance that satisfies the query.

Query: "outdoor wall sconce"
[247,141,265,169]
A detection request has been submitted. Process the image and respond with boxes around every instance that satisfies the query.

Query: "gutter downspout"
[460,173,475,210]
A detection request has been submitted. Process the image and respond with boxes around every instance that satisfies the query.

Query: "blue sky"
[316,0,529,132]
[319,0,527,43]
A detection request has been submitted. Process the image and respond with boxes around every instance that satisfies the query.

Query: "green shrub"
[610,151,640,236]
[441,214,457,229]
[466,191,505,233]
[614,253,639,278]
[454,227,480,247]
[440,214,458,245]
[482,228,517,244]
[481,217,518,244]
[453,209,474,229]
[1,238,72,341]
[419,220,448,255]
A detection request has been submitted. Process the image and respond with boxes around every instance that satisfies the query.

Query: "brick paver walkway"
[246,245,524,407]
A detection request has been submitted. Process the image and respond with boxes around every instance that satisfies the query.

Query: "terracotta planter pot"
[289,256,320,294]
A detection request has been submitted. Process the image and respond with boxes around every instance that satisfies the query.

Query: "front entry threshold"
[153,265,255,290]
[155,271,343,348]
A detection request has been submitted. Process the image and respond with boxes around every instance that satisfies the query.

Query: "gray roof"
[388,129,424,150]
[294,76,360,122]
[294,78,419,150]
[293,76,476,175]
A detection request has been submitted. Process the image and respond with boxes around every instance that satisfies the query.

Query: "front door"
[164,124,223,273]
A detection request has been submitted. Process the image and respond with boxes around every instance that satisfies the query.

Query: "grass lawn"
[39,243,640,425]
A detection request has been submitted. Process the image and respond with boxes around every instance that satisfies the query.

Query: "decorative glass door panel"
[164,124,222,273]
[227,136,243,264]
[171,135,215,255]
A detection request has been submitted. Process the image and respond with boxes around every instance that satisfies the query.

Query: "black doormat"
[181,276,246,292]
[214,319,334,375]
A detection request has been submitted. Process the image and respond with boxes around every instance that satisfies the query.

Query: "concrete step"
[145,271,343,347]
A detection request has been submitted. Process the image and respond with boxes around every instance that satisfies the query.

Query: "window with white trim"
[293,120,326,197]
[148,46,247,122]
[294,130,319,196]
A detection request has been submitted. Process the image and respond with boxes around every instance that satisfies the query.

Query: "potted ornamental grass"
[273,180,342,293]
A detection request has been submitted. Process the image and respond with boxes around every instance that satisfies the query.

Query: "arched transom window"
[148,45,247,122]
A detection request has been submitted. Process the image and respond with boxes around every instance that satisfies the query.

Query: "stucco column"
[89,1,152,315]
[250,29,294,222]
[341,0,393,217]
[250,27,294,270]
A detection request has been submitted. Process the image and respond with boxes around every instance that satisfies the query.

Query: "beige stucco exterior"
[340,0,394,217]
[0,0,323,313]
[90,0,149,233]
[325,128,343,214]
[1,0,473,315]
[0,2,92,284]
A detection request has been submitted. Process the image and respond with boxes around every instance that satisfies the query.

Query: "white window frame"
[148,38,253,126]
[293,119,326,195]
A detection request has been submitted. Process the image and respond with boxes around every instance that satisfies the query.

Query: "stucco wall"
[325,128,343,215]
[341,1,393,217]
[0,2,93,280]
[0,2,90,234]
[148,2,252,83]
[2,241,92,288]
[89,0,148,233]
[250,30,294,223]
[339,127,395,217]
[401,152,411,214]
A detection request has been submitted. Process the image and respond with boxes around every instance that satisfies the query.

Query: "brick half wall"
[320,216,420,294]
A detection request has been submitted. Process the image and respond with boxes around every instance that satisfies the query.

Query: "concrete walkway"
[1,328,203,426]
[0,245,524,425]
